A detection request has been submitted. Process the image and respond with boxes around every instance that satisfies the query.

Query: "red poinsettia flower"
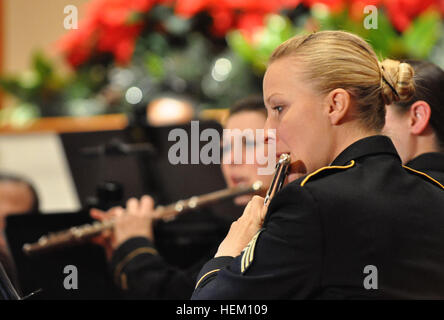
[175,0,212,17]
[439,0,444,14]
[280,0,304,7]
[209,6,236,36]
[58,0,306,66]
[302,0,347,13]
[226,0,302,11]
[58,0,155,67]
[236,12,266,41]
[57,16,99,67]
[348,0,382,21]
[175,0,302,37]
[383,0,437,32]
[221,0,280,12]
[213,1,275,37]
[113,32,142,64]
[96,24,144,64]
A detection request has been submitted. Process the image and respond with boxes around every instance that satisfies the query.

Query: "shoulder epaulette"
[300,160,355,187]
[403,165,444,190]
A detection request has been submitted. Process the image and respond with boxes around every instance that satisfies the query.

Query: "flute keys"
[38,236,48,245]
[22,181,264,255]
[23,244,31,253]
[71,227,83,238]
[252,181,263,191]
[92,221,102,230]
[175,200,185,212]
[188,197,198,209]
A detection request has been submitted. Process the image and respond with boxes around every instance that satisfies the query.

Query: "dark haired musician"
[91,96,283,299]
[0,174,39,295]
[383,60,444,184]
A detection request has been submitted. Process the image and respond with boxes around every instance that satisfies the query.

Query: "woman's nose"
[264,122,277,146]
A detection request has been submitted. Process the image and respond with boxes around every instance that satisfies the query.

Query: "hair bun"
[380,59,415,105]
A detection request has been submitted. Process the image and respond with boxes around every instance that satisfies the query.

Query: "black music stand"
[60,120,241,218]
[0,261,21,300]
[125,119,244,267]
[6,120,244,299]
[5,211,122,300]
[59,129,151,210]
[59,120,235,211]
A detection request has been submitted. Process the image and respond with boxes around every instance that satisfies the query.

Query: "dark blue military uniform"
[406,152,444,185]
[109,210,234,299]
[192,136,444,299]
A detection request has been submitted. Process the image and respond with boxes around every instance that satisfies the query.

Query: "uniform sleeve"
[191,185,323,300]
[110,237,204,299]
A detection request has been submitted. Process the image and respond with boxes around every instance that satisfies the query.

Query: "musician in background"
[383,60,444,183]
[91,96,277,299]
[0,174,39,291]
[221,97,277,207]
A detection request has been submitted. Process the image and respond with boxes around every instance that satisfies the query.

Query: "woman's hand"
[113,195,155,248]
[90,195,156,258]
[90,206,121,260]
[215,196,267,258]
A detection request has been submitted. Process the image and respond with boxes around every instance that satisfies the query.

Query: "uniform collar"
[405,152,444,173]
[331,135,400,166]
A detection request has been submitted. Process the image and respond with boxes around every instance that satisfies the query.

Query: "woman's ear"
[326,89,351,125]
[409,101,431,135]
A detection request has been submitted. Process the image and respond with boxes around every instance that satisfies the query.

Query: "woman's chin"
[287,159,306,183]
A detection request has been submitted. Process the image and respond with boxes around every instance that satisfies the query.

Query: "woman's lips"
[230,176,248,186]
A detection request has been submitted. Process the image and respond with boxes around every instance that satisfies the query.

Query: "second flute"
[23,181,264,255]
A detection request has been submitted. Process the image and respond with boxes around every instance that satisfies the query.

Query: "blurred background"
[0,0,444,211]
[1,0,444,299]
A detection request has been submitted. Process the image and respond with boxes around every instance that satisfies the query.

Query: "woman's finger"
[90,208,106,221]
[114,207,125,219]
[244,195,265,223]
[139,195,154,217]
[108,206,123,218]
[238,199,254,222]
[126,198,139,215]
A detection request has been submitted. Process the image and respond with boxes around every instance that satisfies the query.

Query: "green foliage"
[227,15,302,73]
[403,10,442,59]
[1,3,444,125]
[228,7,443,71]
[0,52,64,105]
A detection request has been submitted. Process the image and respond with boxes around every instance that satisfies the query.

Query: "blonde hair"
[269,31,415,130]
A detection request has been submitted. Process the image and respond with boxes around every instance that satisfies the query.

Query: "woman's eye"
[273,106,284,113]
